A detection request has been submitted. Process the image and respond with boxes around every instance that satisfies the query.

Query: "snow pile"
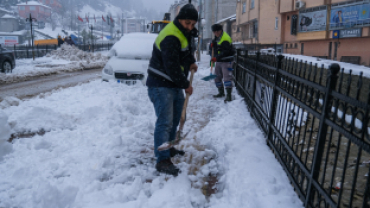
[0,45,108,84]
[0,110,13,162]
[0,54,303,207]
[109,33,157,59]
[48,44,108,64]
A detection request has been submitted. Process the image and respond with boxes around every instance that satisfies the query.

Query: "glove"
[211,57,217,62]
[210,43,214,48]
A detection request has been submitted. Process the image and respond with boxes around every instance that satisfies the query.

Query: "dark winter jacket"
[210,31,234,62]
[57,38,64,47]
[146,18,196,89]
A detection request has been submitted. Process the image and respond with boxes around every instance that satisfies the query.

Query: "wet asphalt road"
[0,68,102,101]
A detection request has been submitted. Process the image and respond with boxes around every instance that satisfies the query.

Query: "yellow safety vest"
[217,32,232,54]
[155,22,189,52]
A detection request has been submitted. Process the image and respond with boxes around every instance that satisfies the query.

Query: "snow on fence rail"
[233,50,370,208]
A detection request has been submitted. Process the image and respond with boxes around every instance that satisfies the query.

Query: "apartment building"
[236,0,370,65]
[17,1,51,21]
[236,0,281,45]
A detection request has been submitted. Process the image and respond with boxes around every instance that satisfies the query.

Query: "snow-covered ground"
[0,45,108,84]
[0,55,303,208]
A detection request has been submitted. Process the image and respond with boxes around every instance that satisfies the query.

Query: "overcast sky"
[142,0,176,13]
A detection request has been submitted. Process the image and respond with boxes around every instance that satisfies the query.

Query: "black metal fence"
[3,42,114,59]
[75,42,114,53]
[233,49,370,208]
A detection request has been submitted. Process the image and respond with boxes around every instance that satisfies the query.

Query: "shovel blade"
[157,130,190,152]
[201,74,217,81]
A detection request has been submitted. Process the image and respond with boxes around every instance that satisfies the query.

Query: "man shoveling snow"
[146,3,199,176]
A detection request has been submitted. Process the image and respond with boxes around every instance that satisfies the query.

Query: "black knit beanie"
[176,4,198,21]
[211,24,223,32]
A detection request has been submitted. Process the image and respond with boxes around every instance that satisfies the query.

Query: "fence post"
[13,44,16,59]
[267,55,284,144]
[242,50,248,91]
[305,63,340,207]
[252,52,260,101]
[234,49,239,82]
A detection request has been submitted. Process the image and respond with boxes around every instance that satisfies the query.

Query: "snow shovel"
[201,47,217,81]
[158,69,195,151]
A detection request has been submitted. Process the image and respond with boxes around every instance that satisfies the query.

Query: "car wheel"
[2,61,12,74]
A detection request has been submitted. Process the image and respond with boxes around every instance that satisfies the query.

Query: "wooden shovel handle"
[179,69,195,131]
[211,47,214,74]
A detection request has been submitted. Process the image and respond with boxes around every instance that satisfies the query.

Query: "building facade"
[0,15,19,32]
[235,0,282,52]
[235,0,370,65]
[17,1,51,21]
[121,18,146,34]
[202,0,236,48]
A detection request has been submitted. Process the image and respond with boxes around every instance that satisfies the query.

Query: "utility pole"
[121,13,124,36]
[26,13,37,60]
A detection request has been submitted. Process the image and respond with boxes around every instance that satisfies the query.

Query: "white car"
[102,33,158,85]
[260,48,275,55]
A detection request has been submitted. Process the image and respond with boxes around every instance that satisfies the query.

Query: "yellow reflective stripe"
[180,66,184,71]
[155,22,189,51]
[217,32,232,45]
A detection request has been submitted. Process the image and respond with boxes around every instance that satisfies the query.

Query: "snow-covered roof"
[217,14,237,24]
[0,7,12,13]
[1,14,17,19]
[17,1,51,9]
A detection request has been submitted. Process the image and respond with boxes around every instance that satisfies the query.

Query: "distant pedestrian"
[57,36,64,47]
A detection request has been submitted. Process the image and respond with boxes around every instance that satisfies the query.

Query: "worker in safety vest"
[210,24,235,102]
[146,3,198,176]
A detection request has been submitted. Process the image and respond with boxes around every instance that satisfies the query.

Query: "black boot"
[155,159,180,176]
[170,147,185,157]
[213,87,225,98]
[224,88,232,102]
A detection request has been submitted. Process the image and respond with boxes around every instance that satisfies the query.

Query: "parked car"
[0,45,16,73]
[102,33,158,85]
[260,48,275,55]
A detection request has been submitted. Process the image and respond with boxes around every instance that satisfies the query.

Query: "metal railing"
[2,44,58,59]
[233,49,370,208]
[3,42,114,60]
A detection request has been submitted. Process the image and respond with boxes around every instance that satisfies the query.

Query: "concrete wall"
[299,0,325,8]
[280,0,294,13]
[259,0,281,44]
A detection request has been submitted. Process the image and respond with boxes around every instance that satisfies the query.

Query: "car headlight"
[103,65,113,75]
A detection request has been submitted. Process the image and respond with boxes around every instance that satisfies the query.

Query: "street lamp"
[26,13,37,60]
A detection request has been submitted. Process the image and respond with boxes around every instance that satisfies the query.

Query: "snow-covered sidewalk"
[0,45,108,84]
[0,56,303,208]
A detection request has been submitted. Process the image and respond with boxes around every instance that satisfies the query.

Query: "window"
[275,17,278,30]
[242,2,246,13]
[291,15,298,35]
[30,6,36,11]
[294,43,297,48]
[19,6,25,10]
[286,44,288,49]
[253,21,258,38]
[40,7,44,12]
[250,0,255,9]
[290,43,293,48]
